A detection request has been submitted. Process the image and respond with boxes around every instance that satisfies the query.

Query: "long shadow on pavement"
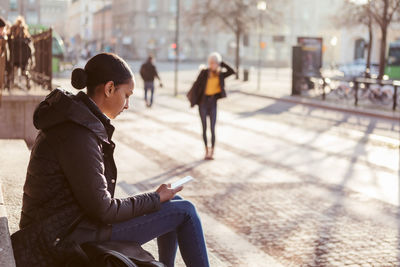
[237,101,298,118]
[311,120,377,265]
[118,160,206,195]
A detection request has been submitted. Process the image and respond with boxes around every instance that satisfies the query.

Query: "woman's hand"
[156,184,183,203]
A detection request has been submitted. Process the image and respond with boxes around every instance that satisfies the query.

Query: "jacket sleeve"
[139,64,145,80]
[187,70,205,107]
[221,61,235,79]
[153,65,160,80]
[56,125,161,224]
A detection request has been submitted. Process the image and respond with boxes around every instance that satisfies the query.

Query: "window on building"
[354,38,366,60]
[148,0,158,12]
[10,0,18,10]
[184,0,193,10]
[26,11,38,24]
[168,18,175,31]
[243,34,249,47]
[169,0,177,13]
[29,0,35,4]
[149,17,157,29]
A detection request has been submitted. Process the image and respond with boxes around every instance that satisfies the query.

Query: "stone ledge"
[0,93,45,145]
[0,94,45,102]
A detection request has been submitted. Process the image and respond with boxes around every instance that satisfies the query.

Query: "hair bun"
[71,68,87,89]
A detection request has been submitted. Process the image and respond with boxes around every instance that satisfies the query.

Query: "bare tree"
[335,0,400,79]
[369,0,400,79]
[335,0,374,76]
[187,0,282,79]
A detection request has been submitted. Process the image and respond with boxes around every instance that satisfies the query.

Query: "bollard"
[243,69,249,82]
[354,80,358,106]
[322,78,326,101]
[393,85,398,111]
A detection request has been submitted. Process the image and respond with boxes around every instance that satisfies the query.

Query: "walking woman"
[0,17,7,90]
[11,53,210,267]
[187,52,235,160]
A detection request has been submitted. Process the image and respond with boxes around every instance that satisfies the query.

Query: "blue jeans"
[111,196,209,267]
[199,95,217,147]
[144,81,155,106]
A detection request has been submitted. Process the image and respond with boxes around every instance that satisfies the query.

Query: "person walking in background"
[11,53,210,267]
[6,16,32,90]
[187,52,235,160]
[140,55,163,107]
[0,17,7,90]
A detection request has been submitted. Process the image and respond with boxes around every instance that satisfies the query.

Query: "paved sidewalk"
[110,88,398,266]
[0,139,29,267]
[54,64,400,122]
[48,67,400,266]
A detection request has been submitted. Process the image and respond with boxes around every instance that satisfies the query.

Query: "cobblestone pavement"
[53,72,399,266]
[107,84,400,266]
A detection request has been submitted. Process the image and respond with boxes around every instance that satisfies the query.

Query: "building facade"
[111,0,400,67]
[92,4,112,52]
[65,0,110,58]
[1,0,41,25]
[111,0,214,61]
[39,0,69,37]
[2,0,400,67]
[0,0,69,35]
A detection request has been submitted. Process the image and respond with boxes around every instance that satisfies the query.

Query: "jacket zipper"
[53,213,84,246]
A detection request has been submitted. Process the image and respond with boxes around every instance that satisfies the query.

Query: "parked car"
[338,59,379,78]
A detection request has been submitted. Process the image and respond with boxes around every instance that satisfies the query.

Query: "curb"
[235,90,400,122]
[0,182,16,267]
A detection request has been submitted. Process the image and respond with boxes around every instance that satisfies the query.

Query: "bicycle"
[367,84,393,105]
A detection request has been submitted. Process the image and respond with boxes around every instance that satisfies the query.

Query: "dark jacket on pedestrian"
[187,61,235,107]
[140,60,160,82]
[11,89,161,267]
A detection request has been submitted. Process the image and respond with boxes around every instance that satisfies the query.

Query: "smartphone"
[171,176,194,189]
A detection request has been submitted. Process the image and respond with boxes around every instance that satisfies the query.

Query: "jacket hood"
[33,89,110,143]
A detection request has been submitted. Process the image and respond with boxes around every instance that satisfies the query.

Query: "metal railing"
[4,28,52,91]
[295,73,399,111]
[30,28,52,90]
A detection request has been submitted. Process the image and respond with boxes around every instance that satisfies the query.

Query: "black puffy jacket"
[11,89,161,267]
[139,61,160,82]
[186,61,235,107]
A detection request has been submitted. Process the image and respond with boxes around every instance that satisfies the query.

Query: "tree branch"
[387,0,400,23]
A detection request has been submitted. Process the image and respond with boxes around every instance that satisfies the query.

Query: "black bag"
[59,214,166,267]
[67,240,166,267]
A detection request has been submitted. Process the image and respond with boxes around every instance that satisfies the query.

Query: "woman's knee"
[172,195,183,200]
[177,200,198,218]
[163,197,198,218]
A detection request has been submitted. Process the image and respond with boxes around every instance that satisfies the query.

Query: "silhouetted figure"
[140,55,162,107]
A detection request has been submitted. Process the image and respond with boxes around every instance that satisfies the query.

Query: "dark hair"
[71,53,133,95]
[0,17,5,28]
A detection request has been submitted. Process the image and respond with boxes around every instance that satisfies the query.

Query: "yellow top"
[205,72,221,96]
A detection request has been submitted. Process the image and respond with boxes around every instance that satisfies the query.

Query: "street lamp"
[330,36,337,68]
[174,0,180,97]
[257,1,267,91]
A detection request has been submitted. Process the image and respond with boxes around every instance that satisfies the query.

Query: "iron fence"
[295,74,399,111]
[3,28,52,92]
[30,28,52,90]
